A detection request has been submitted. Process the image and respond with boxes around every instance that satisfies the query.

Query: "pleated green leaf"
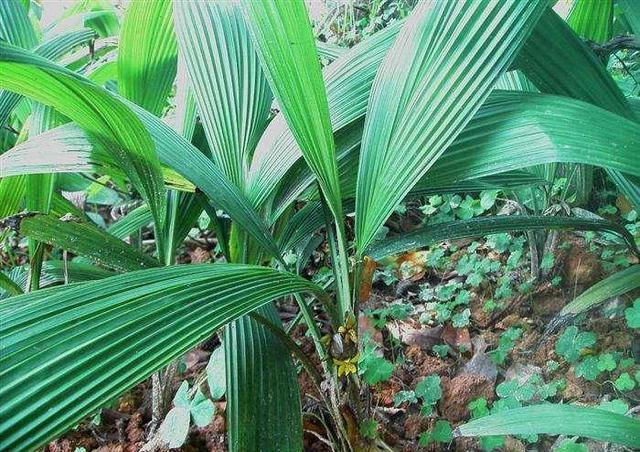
[242,0,343,220]
[2,261,115,296]
[567,0,613,43]
[456,404,640,448]
[118,0,177,116]
[174,0,272,190]
[107,204,152,239]
[0,43,167,243]
[14,213,158,272]
[0,264,326,450]
[0,28,97,126]
[0,0,37,49]
[354,0,548,254]
[0,104,282,260]
[0,175,25,218]
[519,8,640,209]
[559,265,640,317]
[618,0,640,34]
[225,306,302,451]
[367,215,637,261]
[421,92,640,188]
[247,20,403,209]
[0,271,23,296]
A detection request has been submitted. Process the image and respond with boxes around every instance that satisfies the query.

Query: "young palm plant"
[1,0,639,450]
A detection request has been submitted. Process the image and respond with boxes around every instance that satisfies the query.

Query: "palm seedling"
[1,0,639,450]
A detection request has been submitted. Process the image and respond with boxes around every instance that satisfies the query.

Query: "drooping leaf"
[455,404,640,448]
[0,264,326,450]
[13,213,158,272]
[559,265,640,317]
[0,43,167,246]
[368,215,636,263]
[118,0,177,116]
[0,28,97,126]
[0,105,282,261]
[518,8,640,209]
[354,0,548,253]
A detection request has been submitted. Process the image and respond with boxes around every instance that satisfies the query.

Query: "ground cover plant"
[1,0,640,450]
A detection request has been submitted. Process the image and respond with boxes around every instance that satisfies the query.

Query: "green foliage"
[575,356,601,381]
[358,338,394,385]
[488,327,522,365]
[365,302,412,329]
[359,419,378,439]
[555,439,588,452]
[614,372,636,391]
[419,420,453,446]
[2,1,640,449]
[206,346,226,400]
[555,326,596,363]
[393,390,418,407]
[432,344,451,358]
[415,375,442,416]
[159,381,216,448]
[625,299,640,328]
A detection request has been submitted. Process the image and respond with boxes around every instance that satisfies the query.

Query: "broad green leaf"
[14,213,158,272]
[354,0,548,253]
[567,0,613,43]
[618,0,640,34]
[106,204,152,239]
[174,0,272,190]
[0,271,23,296]
[247,20,404,209]
[242,0,343,220]
[190,389,215,428]
[225,306,302,451]
[367,215,636,261]
[626,299,640,329]
[0,0,37,49]
[206,346,226,400]
[555,326,596,363]
[0,264,326,450]
[158,406,190,448]
[118,0,177,116]
[0,43,167,246]
[518,8,640,209]
[0,174,25,219]
[419,92,640,190]
[455,404,640,448]
[558,265,640,317]
[0,28,97,126]
[0,105,282,260]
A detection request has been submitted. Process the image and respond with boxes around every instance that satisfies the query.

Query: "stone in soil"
[440,373,495,423]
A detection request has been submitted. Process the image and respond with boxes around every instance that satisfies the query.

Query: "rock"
[564,246,601,287]
[440,373,495,422]
[504,363,542,386]
[403,414,430,439]
[387,322,442,350]
[503,436,526,452]
[462,337,498,383]
[442,324,472,351]
[562,372,584,400]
